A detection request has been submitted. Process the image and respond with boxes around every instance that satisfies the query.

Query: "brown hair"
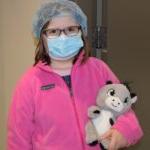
[33,21,91,66]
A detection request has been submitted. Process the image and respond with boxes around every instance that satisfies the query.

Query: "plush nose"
[112,98,121,106]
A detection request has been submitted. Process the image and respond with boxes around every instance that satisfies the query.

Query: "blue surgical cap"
[32,0,88,39]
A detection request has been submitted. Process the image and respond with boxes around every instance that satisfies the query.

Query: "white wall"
[0,1,41,149]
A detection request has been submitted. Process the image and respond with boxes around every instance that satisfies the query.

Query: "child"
[7,0,143,149]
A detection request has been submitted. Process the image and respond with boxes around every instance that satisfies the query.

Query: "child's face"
[42,16,82,62]
[42,16,80,49]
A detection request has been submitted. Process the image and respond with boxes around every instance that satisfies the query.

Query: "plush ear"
[131,94,137,104]
[131,93,136,98]
[122,81,132,92]
[106,80,113,85]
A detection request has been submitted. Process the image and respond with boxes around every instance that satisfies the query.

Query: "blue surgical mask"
[47,34,84,60]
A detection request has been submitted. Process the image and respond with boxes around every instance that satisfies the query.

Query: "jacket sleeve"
[99,59,143,146]
[7,74,36,150]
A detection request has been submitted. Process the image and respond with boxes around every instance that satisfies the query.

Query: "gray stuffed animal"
[85,81,137,149]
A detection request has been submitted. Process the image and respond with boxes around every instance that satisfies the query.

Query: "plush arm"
[88,105,101,119]
[112,109,143,146]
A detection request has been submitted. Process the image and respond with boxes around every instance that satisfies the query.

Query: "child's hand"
[100,128,128,150]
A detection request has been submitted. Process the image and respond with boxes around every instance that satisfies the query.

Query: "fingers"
[108,135,117,150]
[100,129,127,150]
[100,130,112,140]
[100,129,118,150]
[99,129,119,150]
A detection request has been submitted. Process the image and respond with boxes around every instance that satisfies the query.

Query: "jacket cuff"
[112,111,143,146]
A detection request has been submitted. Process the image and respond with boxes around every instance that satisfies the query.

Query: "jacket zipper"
[71,95,85,150]
[69,66,85,150]
[52,70,85,150]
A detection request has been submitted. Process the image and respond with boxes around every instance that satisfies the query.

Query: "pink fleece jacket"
[7,55,143,150]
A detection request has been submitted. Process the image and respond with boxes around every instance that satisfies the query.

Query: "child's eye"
[124,97,129,103]
[107,89,115,96]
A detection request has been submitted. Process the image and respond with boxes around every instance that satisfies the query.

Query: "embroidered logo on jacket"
[41,84,55,90]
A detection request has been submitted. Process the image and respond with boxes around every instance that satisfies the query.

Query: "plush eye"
[124,97,129,103]
[107,89,115,96]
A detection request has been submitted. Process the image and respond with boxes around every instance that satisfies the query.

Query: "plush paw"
[99,143,107,150]
[88,106,101,118]
[100,139,109,149]
[94,110,100,114]
[88,140,98,146]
